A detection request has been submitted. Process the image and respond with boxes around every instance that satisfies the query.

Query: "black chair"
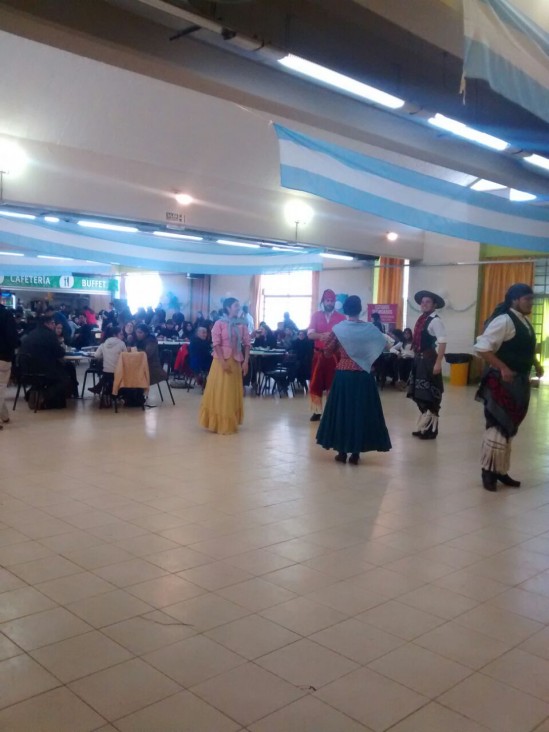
[81,358,103,398]
[12,354,49,412]
[160,348,175,378]
[151,376,176,405]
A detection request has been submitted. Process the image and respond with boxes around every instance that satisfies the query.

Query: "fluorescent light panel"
[43,216,60,223]
[37,255,74,261]
[320,252,354,261]
[153,231,203,241]
[217,239,260,249]
[0,210,36,219]
[509,189,537,202]
[470,179,507,192]
[78,220,138,233]
[0,251,24,256]
[428,114,509,151]
[524,154,549,172]
[278,54,405,109]
[271,246,306,252]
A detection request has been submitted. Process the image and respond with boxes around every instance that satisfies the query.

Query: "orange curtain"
[377,257,404,328]
[311,270,320,316]
[250,275,262,328]
[477,260,534,333]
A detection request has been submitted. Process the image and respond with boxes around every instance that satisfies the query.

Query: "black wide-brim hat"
[414,290,445,309]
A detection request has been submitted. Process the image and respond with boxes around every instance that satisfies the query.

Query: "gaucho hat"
[414,290,445,309]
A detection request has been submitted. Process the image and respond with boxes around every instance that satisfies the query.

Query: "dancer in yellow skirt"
[199,297,250,435]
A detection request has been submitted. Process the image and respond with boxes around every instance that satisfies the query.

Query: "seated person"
[280,326,295,351]
[18,315,71,408]
[181,321,195,340]
[157,319,178,339]
[89,326,127,394]
[396,327,414,384]
[123,321,136,347]
[289,330,314,387]
[189,326,213,377]
[253,323,277,349]
[135,323,167,385]
[72,314,95,349]
[273,321,286,345]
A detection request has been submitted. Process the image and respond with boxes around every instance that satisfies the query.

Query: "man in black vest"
[475,283,543,491]
[407,290,447,439]
[19,315,70,409]
[0,305,18,429]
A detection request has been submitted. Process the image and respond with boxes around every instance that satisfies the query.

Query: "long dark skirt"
[406,351,443,414]
[316,370,391,454]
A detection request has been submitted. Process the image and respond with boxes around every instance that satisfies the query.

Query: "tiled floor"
[1,378,549,730]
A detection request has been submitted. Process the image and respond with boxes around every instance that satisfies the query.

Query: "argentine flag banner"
[463,0,549,124]
[274,124,549,252]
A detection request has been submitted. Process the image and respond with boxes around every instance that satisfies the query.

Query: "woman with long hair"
[199,297,250,434]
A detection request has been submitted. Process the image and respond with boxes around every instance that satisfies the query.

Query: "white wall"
[407,233,480,368]
[209,275,254,315]
[159,274,192,317]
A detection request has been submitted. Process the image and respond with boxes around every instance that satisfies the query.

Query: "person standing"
[241,305,255,335]
[316,296,391,464]
[307,289,345,421]
[474,283,542,491]
[407,290,447,439]
[0,305,18,429]
[200,297,250,435]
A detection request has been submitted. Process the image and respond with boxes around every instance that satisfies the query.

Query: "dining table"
[248,348,287,395]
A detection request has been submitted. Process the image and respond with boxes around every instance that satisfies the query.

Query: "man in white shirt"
[474,283,543,491]
[241,305,255,335]
[407,290,447,440]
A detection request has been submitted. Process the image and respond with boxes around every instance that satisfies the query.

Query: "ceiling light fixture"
[278,54,405,110]
[37,255,74,261]
[153,231,203,241]
[78,220,138,233]
[0,251,24,256]
[175,193,193,206]
[43,216,60,223]
[523,154,549,172]
[0,140,28,176]
[470,179,507,192]
[428,114,509,151]
[509,189,537,202]
[271,246,306,252]
[386,232,398,242]
[216,239,260,249]
[0,210,36,219]
[320,252,354,261]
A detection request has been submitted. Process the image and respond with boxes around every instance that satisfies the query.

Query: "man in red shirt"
[307,289,345,421]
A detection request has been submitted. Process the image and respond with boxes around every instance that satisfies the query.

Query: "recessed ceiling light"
[77,220,138,233]
[428,114,509,151]
[278,55,405,110]
[37,255,74,261]
[470,179,507,192]
[43,216,60,223]
[523,154,549,172]
[284,201,314,226]
[0,251,24,256]
[217,239,260,249]
[320,252,354,261]
[175,193,193,206]
[0,210,36,220]
[153,231,203,241]
[0,140,28,176]
[509,189,537,202]
[386,232,398,242]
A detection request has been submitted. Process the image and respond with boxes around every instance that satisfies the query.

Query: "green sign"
[0,274,118,293]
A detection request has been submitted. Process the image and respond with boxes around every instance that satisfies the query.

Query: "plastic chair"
[12,354,49,412]
[81,358,103,398]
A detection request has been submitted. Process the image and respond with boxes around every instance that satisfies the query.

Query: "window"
[125,272,162,314]
[261,271,313,330]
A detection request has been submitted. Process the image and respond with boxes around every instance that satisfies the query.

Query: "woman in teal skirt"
[316,295,392,464]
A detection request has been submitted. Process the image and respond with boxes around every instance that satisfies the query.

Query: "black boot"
[310,413,321,422]
[348,453,360,465]
[335,452,347,463]
[418,429,437,440]
[497,474,521,487]
[482,469,498,492]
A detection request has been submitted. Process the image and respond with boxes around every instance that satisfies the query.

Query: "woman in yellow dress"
[199,298,250,435]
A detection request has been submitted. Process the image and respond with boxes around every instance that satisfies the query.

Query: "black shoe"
[412,431,423,437]
[310,413,321,422]
[88,385,102,395]
[418,431,437,440]
[497,474,521,488]
[482,469,498,492]
[349,453,360,465]
[335,452,347,463]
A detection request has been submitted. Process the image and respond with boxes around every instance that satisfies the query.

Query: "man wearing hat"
[407,290,447,439]
[474,283,543,491]
[307,289,345,420]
